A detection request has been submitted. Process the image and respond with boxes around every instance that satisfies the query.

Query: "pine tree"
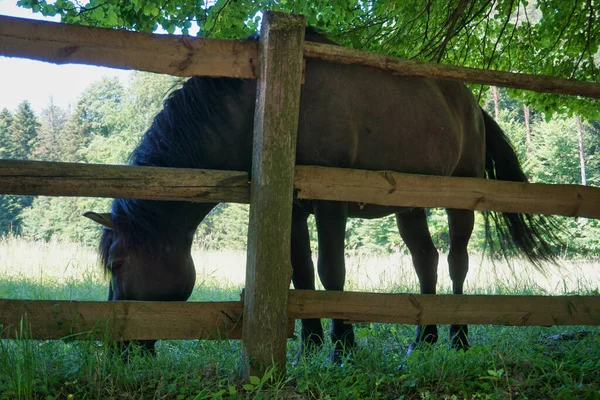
[32,98,68,161]
[10,101,40,160]
[0,104,37,234]
[57,108,87,162]
[0,108,13,159]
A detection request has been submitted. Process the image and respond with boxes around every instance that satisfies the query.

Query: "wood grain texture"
[242,11,306,378]
[0,15,257,78]
[288,290,600,326]
[294,166,600,219]
[0,160,249,203]
[0,299,245,340]
[1,161,599,218]
[2,292,596,342]
[304,41,600,99]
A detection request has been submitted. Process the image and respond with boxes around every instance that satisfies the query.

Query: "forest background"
[1,0,600,258]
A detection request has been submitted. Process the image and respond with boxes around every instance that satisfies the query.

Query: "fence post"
[242,11,305,379]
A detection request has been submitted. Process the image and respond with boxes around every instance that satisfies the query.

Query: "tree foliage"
[9,101,40,160]
[18,0,600,119]
[16,72,180,244]
[31,98,68,161]
[0,103,38,234]
[0,108,14,159]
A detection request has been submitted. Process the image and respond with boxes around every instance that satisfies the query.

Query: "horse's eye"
[108,259,124,271]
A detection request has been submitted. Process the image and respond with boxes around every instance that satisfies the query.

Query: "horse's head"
[84,211,197,302]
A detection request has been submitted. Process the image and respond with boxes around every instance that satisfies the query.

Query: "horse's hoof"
[407,337,437,355]
[327,343,356,366]
[450,325,469,351]
[328,349,351,366]
[406,342,418,356]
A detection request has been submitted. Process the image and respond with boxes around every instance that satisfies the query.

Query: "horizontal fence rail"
[2,15,600,98]
[1,299,249,340]
[0,14,258,78]
[303,41,600,99]
[0,160,250,203]
[1,160,600,219]
[288,291,600,326]
[2,291,599,340]
[294,166,600,219]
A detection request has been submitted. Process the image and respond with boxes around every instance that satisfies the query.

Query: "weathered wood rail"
[2,292,599,340]
[241,12,305,376]
[2,160,600,219]
[2,14,600,97]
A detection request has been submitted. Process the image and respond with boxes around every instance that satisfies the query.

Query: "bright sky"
[0,1,130,113]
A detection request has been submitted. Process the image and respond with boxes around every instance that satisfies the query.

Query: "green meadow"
[1,236,599,399]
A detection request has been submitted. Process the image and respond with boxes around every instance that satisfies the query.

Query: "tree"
[0,103,37,234]
[0,109,23,234]
[54,110,87,163]
[576,116,587,186]
[19,72,181,242]
[76,77,125,137]
[32,97,68,161]
[19,0,600,119]
[20,196,110,244]
[121,72,182,137]
[527,118,581,185]
[83,72,180,164]
[0,108,13,159]
[8,101,40,160]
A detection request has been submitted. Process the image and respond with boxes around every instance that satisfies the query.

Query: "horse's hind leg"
[313,200,355,361]
[446,208,475,350]
[396,209,439,354]
[291,204,323,352]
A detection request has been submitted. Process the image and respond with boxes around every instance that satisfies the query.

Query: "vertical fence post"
[242,11,305,378]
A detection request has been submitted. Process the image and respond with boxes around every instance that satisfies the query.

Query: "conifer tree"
[0,108,13,159]
[0,103,37,234]
[32,98,68,161]
[10,101,40,160]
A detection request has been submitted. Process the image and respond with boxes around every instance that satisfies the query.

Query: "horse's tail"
[482,108,563,268]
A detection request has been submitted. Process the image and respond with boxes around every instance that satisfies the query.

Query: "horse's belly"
[347,203,410,218]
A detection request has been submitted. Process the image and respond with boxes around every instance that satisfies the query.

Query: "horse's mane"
[103,76,244,262]
[99,28,335,270]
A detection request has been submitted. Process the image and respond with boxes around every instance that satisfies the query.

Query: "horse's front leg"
[313,200,354,361]
[291,204,323,352]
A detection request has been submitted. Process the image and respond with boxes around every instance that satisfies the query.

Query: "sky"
[0,1,130,113]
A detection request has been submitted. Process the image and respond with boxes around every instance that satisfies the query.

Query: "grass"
[1,235,600,399]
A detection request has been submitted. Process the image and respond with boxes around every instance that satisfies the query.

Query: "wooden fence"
[1,11,600,378]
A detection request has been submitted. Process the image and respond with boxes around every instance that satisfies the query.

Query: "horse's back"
[297,59,485,179]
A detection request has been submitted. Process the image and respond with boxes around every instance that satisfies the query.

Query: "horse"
[84,29,561,359]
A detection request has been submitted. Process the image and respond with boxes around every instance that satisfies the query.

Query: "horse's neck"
[175,202,217,235]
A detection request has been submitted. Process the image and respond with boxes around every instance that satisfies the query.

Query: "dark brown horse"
[85,30,560,359]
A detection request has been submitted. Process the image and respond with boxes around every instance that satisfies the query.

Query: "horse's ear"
[83,212,114,229]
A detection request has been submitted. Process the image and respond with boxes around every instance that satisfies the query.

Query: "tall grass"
[2,235,598,300]
[1,236,599,399]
